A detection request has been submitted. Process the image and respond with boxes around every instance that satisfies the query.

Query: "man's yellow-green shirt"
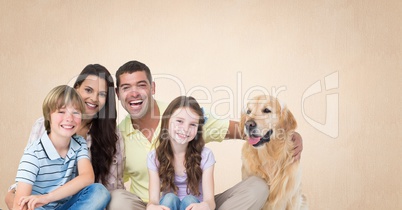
[118,101,230,202]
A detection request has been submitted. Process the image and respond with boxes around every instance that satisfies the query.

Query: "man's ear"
[115,87,120,100]
[151,81,156,95]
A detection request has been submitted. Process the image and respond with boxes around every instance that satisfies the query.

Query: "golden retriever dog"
[240,95,308,210]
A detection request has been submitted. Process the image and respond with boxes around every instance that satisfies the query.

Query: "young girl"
[146,96,216,210]
[5,64,124,208]
[13,85,110,209]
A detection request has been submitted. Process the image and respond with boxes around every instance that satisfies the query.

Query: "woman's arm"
[115,131,126,190]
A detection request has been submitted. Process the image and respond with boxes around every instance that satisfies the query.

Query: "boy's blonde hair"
[42,85,86,133]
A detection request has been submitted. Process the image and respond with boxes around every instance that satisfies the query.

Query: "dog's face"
[241,95,297,147]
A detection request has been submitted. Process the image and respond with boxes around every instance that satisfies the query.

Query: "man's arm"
[224,120,242,140]
[292,132,303,161]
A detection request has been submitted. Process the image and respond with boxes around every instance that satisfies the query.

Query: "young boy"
[13,85,110,210]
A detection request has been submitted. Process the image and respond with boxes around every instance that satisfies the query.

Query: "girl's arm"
[201,165,216,210]
[147,169,169,210]
[186,165,215,210]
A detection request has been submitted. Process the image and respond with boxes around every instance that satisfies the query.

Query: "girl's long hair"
[156,96,205,196]
[73,64,118,185]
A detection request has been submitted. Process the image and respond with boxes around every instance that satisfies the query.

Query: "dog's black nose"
[245,120,256,131]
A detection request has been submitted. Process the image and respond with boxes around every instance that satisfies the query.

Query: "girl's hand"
[18,194,50,210]
[146,203,170,210]
[185,202,211,210]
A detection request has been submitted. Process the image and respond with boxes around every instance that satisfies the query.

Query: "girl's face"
[75,75,107,119]
[49,104,82,140]
[168,107,200,145]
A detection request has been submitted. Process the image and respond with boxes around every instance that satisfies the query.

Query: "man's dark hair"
[115,60,152,88]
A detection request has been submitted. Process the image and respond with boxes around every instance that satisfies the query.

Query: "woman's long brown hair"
[156,96,205,196]
[73,64,118,185]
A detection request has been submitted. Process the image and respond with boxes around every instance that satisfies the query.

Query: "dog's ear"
[279,106,297,132]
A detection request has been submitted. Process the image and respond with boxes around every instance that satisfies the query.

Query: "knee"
[107,189,147,210]
[88,183,111,202]
[244,176,269,201]
[181,195,199,204]
[109,189,127,201]
[160,193,180,206]
[181,195,199,208]
[162,193,180,202]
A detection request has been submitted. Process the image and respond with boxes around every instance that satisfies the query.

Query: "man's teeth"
[62,125,74,129]
[130,100,143,105]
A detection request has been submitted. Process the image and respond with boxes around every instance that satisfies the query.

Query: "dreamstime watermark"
[65,71,339,138]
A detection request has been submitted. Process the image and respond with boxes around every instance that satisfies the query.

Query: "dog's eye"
[246,109,251,114]
[263,108,271,113]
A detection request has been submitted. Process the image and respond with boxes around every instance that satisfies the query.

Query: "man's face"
[116,71,155,119]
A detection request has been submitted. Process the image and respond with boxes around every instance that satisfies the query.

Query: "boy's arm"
[12,182,32,210]
[15,159,94,210]
[45,158,94,202]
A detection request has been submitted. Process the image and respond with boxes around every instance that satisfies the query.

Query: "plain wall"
[1,1,401,209]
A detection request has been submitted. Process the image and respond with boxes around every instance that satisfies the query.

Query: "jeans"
[160,193,200,210]
[56,183,111,210]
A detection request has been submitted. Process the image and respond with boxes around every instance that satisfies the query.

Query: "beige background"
[1,1,401,209]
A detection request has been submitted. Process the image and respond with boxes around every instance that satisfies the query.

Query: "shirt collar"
[40,133,82,161]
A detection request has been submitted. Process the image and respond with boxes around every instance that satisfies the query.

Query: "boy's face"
[49,104,82,139]
[116,71,155,119]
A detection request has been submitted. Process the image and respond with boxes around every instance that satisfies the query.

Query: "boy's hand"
[18,194,49,210]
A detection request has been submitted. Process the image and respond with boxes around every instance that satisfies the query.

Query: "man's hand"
[292,132,303,161]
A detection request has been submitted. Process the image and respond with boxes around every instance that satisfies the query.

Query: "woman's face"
[75,75,107,119]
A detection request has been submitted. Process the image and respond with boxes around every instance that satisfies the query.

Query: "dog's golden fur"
[240,95,308,210]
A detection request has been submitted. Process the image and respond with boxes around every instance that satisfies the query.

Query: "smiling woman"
[74,75,107,119]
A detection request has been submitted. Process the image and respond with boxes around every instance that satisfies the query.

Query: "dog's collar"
[252,129,273,147]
